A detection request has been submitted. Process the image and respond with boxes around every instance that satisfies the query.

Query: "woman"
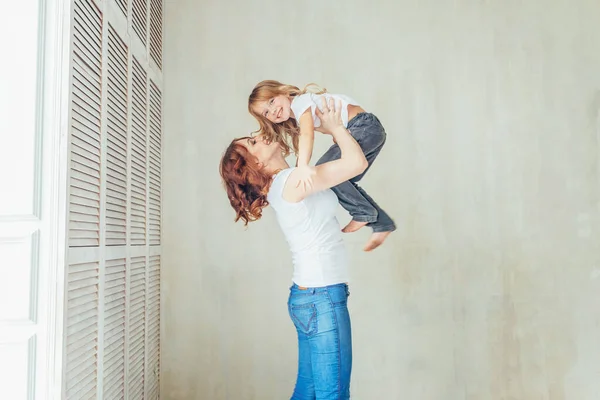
[220,98,367,399]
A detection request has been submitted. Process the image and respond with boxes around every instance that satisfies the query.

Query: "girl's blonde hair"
[248,80,327,156]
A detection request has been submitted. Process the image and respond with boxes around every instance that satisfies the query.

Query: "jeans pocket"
[288,303,318,336]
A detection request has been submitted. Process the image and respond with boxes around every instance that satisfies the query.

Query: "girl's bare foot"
[363,231,392,251]
[342,219,368,233]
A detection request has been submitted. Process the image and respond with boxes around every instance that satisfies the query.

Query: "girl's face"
[252,94,292,124]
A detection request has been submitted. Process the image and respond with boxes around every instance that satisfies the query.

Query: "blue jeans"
[287,283,352,400]
[315,112,396,233]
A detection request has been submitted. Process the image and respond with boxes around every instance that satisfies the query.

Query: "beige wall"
[162,1,600,398]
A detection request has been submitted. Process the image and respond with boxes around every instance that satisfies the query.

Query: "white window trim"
[36,0,71,398]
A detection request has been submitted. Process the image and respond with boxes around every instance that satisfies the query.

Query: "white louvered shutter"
[146,255,161,398]
[149,0,163,69]
[148,83,162,245]
[132,0,147,47]
[128,256,146,398]
[69,0,103,248]
[131,58,147,246]
[66,261,100,399]
[106,25,128,247]
[64,0,163,398]
[103,258,126,399]
[115,0,128,17]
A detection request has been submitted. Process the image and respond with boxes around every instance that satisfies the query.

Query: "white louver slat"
[146,255,160,398]
[106,25,128,246]
[65,261,99,400]
[115,0,127,17]
[103,258,126,399]
[128,256,146,399]
[132,0,147,47]
[69,0,103,247]
[148,82,161,245]
[64,0,162,398]
[149,0,162,69]
[130,57,147,245]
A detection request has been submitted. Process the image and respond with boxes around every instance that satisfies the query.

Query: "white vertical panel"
[65,261,99,400]
[0,339,34,400]
[132,0,147,47]
[130,57,147,246]
[105,25,128,246]
[69,0,103,248]
[127,257,146,399]
[148,82,161,246]
[149,0,162,70]
[102,258,126,399]
[146,255,160,399]
[128,256,146,399]
[0,0,39,216]
[0,0,64,399]
[0,237,34,321]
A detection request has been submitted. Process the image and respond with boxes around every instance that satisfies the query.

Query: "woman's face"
[238,135,281,168]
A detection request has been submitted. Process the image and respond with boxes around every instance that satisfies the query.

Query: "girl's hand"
[315,97,343,135]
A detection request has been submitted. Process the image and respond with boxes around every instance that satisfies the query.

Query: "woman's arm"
[283,97,367,202]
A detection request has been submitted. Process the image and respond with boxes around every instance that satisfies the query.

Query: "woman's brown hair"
[219,137,275,225]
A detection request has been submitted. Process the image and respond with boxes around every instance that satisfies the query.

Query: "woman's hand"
[282,96,367,203]
[315,97,344,135]
[294,164,316,191]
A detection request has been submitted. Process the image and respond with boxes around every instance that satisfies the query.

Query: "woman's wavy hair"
[219,137,278,225]
[248,80,326,156]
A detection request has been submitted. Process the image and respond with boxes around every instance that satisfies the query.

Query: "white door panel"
[0,236,35,321]
[0,2,43,400]
[1,0,73,399]
[0,1,39,217]
[0,340,34,400]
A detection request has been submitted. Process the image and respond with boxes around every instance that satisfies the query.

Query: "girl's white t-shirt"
[291,92,360,128]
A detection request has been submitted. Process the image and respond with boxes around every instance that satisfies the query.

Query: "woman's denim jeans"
[287,283,352,400]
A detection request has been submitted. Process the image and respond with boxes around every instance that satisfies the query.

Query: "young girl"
[248,80,396,251]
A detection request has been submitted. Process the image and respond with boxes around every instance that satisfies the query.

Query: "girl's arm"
[284,98,367,202]
[296,109,315,167]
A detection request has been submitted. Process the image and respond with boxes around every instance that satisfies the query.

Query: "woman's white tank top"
[266,168,349,287]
